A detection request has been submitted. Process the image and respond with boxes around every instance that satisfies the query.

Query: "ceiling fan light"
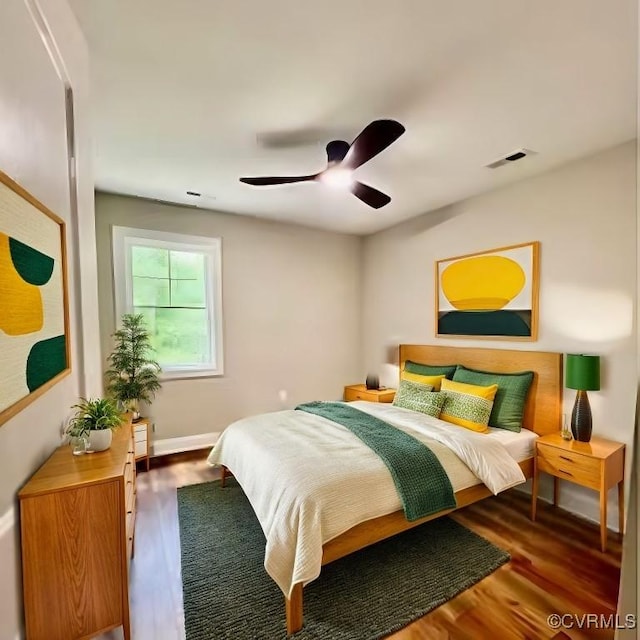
[320,168,354,189]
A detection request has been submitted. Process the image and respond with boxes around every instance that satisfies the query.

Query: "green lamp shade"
[566,354,600,391]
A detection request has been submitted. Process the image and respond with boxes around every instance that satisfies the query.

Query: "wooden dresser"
[19,418,136,640]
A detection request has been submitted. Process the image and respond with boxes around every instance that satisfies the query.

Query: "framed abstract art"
[435,241,539,340]
[0,170,70,426]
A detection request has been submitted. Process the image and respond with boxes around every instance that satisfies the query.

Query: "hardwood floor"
[100,456,622,640]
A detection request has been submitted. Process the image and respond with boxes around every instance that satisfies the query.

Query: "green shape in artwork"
[9,237,54,286]
[438,310,531,337]
[26,335,67,391]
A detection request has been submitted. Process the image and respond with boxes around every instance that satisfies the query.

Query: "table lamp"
[565,354,600,442]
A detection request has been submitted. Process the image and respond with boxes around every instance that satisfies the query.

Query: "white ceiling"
[69,0,637,235]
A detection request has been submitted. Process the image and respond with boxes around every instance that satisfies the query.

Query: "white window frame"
[112,225,224,379]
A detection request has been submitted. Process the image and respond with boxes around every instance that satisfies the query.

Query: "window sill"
[160,368,223,381]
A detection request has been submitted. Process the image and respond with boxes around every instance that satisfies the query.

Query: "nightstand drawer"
[134,439,148,458]
[537,443,601,489]
[344,385,396,403]
[344,388,378,402]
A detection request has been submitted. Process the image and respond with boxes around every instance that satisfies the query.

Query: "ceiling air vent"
[485,148,537,169]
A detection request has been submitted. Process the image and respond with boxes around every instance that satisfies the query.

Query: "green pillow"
[452,365,534,432]
[404,361,458,379]
[392,380,443,417]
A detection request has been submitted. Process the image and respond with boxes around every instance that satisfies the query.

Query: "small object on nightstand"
[531,432,625,552]
[365,374,380,390]
[344,384,395,403]
[560,413,572,441]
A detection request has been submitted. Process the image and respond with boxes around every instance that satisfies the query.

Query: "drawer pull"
[127,510,133,515]
[559,469,573,476]
[355,395,363,399]
[559,455,573,462]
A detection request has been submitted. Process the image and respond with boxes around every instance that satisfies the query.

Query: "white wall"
[361,141,637,531]
[95,193,362,444]
[0,0,100,637]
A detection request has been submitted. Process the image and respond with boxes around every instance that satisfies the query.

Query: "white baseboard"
[152,432,220,457]
[0,505,15,539]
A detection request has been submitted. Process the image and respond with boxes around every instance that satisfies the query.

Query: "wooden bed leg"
[285,583,303,634]
[220,465,227,488]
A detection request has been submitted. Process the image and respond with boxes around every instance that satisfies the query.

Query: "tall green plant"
[106,313,161,406]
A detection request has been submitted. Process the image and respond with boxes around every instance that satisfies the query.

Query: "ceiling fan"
[239,119,405,209]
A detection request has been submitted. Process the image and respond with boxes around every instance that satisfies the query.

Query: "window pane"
[171,277,206,307]
[135,307,159,352]
[132,276,170,306]
[135,307,210,366]
[131,246,169,278]
[170,251,204,280]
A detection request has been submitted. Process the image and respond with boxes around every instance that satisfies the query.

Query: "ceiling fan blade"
[351,181,391,209]
[326,140,350,164]
[341,119,405,171]
[239,175,317,186]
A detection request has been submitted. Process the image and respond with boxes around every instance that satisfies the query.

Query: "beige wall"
[361,141,637,530]
[615,54,638,631]
[95,193,362,441]
[0,1,99,637]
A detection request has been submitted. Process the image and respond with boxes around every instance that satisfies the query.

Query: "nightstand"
[133,417,151,471]
[343,384,396,403]
[531,433,625,551]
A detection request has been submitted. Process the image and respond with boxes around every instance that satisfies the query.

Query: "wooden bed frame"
[227,345,563,635]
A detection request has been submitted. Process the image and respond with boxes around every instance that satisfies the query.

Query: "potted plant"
[106,313,161,420]
[67,397,124,452]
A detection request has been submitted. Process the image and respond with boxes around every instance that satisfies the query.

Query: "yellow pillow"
[401,370,446,391]
[439,378,498,433]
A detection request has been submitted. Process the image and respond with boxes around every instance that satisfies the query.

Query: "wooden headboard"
[399,345,562,436]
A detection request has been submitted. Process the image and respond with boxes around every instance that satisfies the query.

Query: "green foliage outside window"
[129,246,211,366]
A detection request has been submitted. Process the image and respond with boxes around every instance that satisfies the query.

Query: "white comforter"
[207,401,525,597]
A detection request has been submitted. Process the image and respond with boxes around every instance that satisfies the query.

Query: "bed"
[208,345,562,634]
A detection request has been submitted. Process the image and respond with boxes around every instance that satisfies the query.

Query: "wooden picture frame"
[0,170,71,427]
[435,241,539,341]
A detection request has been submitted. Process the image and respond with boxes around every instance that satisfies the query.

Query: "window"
[112,226,223,378]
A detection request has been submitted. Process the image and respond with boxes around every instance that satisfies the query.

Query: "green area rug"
[177,479,509,640]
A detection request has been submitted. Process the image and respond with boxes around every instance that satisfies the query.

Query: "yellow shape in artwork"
[441,255,525,311]
[0,232,43,335]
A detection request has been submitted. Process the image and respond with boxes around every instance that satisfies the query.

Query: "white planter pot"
[88,429,113,452]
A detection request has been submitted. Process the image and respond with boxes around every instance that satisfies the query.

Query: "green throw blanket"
[295,401,456,521]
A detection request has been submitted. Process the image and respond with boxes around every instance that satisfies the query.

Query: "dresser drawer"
[125,477,136,513]
[537,443,601,489]
[126,507,136,537]
[125,456,135,482]
[126,510,136,562]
